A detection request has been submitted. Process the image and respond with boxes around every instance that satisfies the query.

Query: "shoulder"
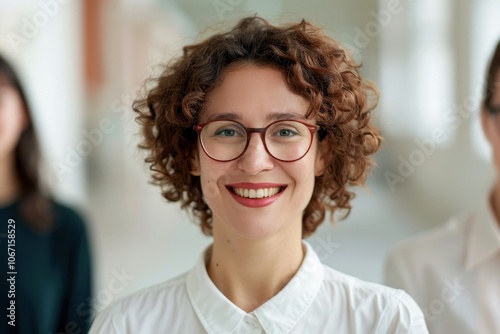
[51,200,88,230]
[322,265,420,309]
[50,201,93,246]
[106,272,188,312]
[320,266,428,333]
[52,200,86,223]
[384,207,476,302]
[90,272,190,333]
[387,209,470,267]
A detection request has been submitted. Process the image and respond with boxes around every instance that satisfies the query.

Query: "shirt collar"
[186,240,324,334]
[464,194,500,271]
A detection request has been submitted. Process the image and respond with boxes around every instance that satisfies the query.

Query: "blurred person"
[0,54,93,334]
[90,16,428,333]
[385,40,500,333]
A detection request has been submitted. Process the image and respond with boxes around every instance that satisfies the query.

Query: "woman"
[91,16,428,333]
[385,40,500,333]
[0,54,93,334]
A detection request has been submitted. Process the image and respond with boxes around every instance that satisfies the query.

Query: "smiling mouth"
[228,186,286,199]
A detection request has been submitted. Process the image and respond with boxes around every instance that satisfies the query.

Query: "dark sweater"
[1,198,92,334]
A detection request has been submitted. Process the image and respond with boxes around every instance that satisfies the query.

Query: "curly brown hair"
[484,40,500,111]
[133,16,382,237]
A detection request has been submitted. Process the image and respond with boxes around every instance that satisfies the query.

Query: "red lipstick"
[225,182,287,208]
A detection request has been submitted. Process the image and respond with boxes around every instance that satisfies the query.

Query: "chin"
[234,214,303,242]
[219,216,287,241]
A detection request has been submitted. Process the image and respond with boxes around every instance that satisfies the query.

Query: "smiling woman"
[90,16,429,334]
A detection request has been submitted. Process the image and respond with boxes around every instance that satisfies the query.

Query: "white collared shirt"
[385,196,500,334]
[90,241,428,334]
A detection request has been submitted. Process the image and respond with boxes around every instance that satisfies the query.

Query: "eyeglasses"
[193,119,319,162]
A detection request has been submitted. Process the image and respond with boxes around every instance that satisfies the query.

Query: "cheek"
[198,158,231,202]
[200,175,219,203]
[291,158,317,191]
[0,106,25,155]
[492,144,500,173]
[0,90,25,127]
[487,122,500,166]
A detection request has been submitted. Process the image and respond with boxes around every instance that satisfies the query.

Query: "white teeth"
[232,187,282,199]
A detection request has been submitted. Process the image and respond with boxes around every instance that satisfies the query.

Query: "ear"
[190,149,201,176]
[314,140,328,176]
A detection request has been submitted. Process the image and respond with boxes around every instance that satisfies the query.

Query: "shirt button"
[240,315,264,334]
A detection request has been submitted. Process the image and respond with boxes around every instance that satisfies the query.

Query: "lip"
[225,182,287,208]
[226,182,287,189]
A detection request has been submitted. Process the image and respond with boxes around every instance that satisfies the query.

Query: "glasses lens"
[199,120,314,161]
[200,121,247,161]
[266,121,313,161]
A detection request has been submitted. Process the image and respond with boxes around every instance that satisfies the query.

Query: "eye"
[273,125,300,137]
[215,128,239,137]
[202,121,246,139]
[276,129,297,137]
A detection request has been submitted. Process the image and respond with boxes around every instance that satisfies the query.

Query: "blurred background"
[1,0,499,315]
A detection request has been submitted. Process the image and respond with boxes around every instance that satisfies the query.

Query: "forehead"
[202,64,309,123]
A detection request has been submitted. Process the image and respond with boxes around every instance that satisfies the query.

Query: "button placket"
[238,314,264,334]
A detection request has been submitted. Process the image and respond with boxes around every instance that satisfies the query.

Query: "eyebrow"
[205,111,306,122]
[267,112,306,121]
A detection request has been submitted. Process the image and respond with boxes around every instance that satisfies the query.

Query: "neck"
[0,154,21,205]
[207,222,304,313]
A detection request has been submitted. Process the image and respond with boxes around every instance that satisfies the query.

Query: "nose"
[236,133,274,175]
